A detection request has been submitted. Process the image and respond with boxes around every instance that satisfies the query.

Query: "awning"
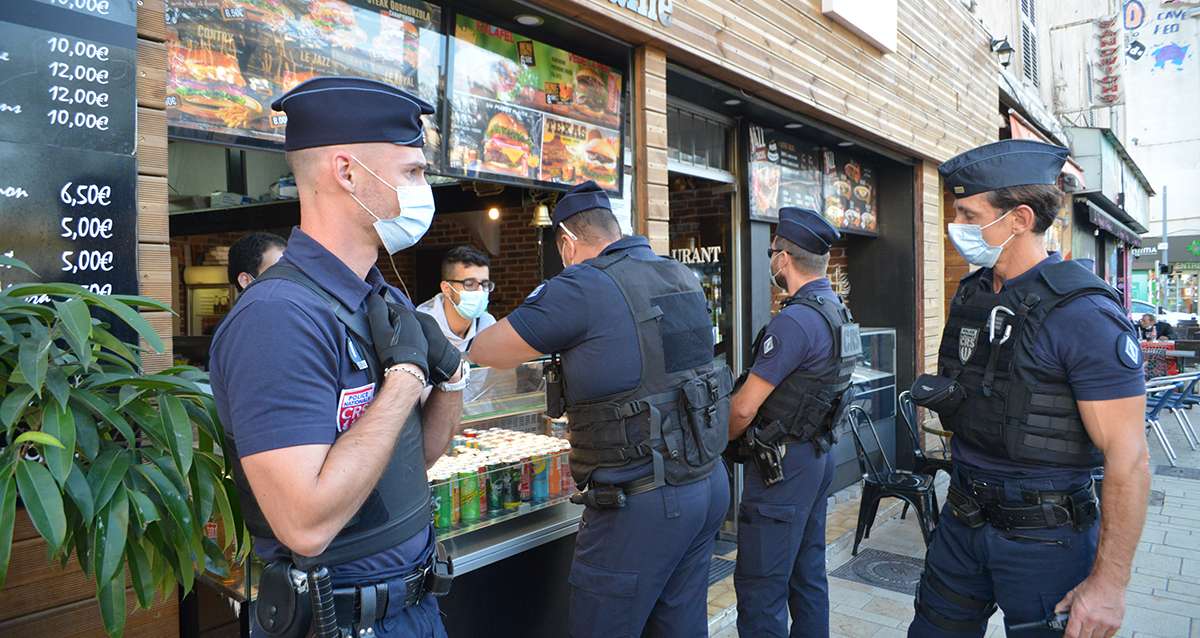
[1080,197,1142,246]
[1008,109,1087,190]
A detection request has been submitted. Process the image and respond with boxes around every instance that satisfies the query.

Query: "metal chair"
[1145,380,1183,467]
[847,405,936,556]
[1160,375,1200,450]
[897,391,952,522]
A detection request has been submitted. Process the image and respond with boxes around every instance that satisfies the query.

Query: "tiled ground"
[707,414,1200,637]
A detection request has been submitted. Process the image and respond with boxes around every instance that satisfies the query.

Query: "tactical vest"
[224,264,431,570]
[563,249,733,488]
[750,292,861,451]
[936,260,1114,468]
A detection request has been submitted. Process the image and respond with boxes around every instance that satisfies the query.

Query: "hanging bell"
[530,203,552,227]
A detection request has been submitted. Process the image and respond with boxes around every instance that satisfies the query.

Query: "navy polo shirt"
[952,253,1145,480]
[749,278,838,385]
[209,227,431,580]
[507,236,655,483]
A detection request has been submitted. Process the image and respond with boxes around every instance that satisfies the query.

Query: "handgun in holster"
[545,355,566,419]
[570,484,627,510]
[749,432,785,487]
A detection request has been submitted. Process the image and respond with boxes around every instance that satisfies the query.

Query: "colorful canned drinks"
[476,464,487,516]
[459,469,480,523]
[519,453,533,502]
[531,452,550,503]
[432,474,453,529]
[548,449,562,498]
[504,457,522,510]
[486,461,505,514]
[451,470,461,526]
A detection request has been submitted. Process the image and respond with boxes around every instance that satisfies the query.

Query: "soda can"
[548,449,562,498]
[504,458,522,511]
[559,446,574,494]
[486,461,505,514]
[433,474,453,529]
[459,470,480,523]
[477,464,488,517]
[451,470,461,526]
[519,454,533,502]
[531,453,550,503]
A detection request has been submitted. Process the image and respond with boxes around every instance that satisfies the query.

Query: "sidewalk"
[708,413,1200,637]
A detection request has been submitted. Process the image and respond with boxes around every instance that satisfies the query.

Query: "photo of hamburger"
[224,0,294,29]
[580,132,618,190]
[168,43,263,129]
[540,132,573,182]
[573,67,609,122]
[303,0,366,50]
[482,112,533,177]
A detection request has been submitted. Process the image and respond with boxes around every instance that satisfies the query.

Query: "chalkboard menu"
[0,0,139,297]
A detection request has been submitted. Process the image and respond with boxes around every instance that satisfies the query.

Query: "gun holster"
[425,542,454,597]
[570,485,627,510]
[255,561,313,638]
[749,434,785,487]
[545,358,566,419]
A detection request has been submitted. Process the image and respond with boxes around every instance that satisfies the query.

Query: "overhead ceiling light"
[488,207,501,220]
[838,141,854,147]
[785,123,804,129]
[515,14,544,26]
[723,98,741,106]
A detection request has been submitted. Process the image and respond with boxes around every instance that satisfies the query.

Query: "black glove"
[366,293,428,379]
[414,312,462,385]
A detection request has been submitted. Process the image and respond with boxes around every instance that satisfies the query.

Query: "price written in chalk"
[60,216,113,240]
[47,61,110,85]
[48,86,110,108]
[60,182,112,207]
[47,37,110,61]
[46,108,109,130]
[61,249,114,273]
[42,0,112,16]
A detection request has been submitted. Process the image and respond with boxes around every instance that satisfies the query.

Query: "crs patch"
[1117,332,1142,369]
[525,282,547,303]
[336,383,376,432]
[760,334,779,359]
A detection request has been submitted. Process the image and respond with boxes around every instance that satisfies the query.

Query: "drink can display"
[531,452,550,503]
[451,470,461,526]
[548,449,561,498]
[433,474,453,529]
[477,464,488,516]
[504,457,522,510]
[559,446,574,494]
[459,470,480,523]
[519,453,533,502]
[486,461,505,514]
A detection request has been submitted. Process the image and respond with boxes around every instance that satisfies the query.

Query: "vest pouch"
[911,374,965,419]
[678,367,734,468]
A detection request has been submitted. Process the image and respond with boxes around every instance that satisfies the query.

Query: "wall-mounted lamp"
[991,37,1015,68]
[487,207,501,221]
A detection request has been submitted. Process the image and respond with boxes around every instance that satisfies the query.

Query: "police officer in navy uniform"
[908,140,1149,638]
[469,181,732,637]
[210,77,470,637]
[727,207,856,637]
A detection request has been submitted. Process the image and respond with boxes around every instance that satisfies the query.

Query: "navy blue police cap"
[939,140,1069,197]
[776,207,839,255]
[553,180,611,228]
[271,77,434,152]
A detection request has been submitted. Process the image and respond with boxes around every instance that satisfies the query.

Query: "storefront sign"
[823,149,878,234]
[447,16,624,193]
[1093,14,1123,105]
[1172,262,1200,272]
[609,0,673,27]
[671,245,721,265]
[748,125,821,223]
[0,0,139,298]
[164,0,443,152]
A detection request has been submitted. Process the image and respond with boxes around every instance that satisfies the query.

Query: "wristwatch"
[437,358,471,392]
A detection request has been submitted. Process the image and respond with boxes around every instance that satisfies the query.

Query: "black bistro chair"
[898,390,952,521]
[848,405,937,556]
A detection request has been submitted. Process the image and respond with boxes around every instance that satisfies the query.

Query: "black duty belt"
[946,480,1097,531]
[571,474,661,510]
[331,547,453,630]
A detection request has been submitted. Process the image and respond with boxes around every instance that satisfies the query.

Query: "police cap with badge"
[271,76,435,151]
[939,139,1069,196]
[776,206,839,254]
[553,179,611,227]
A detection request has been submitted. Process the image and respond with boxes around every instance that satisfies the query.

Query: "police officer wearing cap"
[726,207,857,637]
[210,77,470,637]
[469,180,732,637]
[908,140,1149,638]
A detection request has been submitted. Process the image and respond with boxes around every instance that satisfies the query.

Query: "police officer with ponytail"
[727,207,857,637]
[470,180,732,637]
[908,140,1149,638]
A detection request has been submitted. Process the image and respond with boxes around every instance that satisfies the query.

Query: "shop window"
[668,174,733,363]
[667,106,729,172]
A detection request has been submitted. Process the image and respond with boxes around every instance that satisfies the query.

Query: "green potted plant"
[0,254,248,637]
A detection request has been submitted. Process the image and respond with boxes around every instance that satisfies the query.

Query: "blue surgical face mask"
[450,286,489,320]
[947,209,1015,268]
[349,156,435,255]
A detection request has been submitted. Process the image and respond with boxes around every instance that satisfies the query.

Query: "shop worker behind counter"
[726,207,858,638]
[209,77,470,638]
[908,140,1149,638]
[227,231,286,292]
[416,245,497,352]
[469,180,733,638]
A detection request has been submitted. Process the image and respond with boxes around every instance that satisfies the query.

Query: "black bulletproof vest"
[563,249,733,488]
[225,264,431,569]
[751,292,860,450]
[937,260,1114,468]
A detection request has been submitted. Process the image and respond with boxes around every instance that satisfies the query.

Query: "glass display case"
[830,327,898,492]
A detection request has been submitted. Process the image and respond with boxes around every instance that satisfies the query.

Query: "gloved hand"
[414,312,462,385]
[366,292,428,379]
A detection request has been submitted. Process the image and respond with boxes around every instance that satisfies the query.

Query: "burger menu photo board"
[822,149,877,233]
[748,126,821,223]
[447,16,624,193]
[164,0,443,153]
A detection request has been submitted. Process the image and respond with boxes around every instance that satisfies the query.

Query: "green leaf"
[91,325,141,369]
[54,297,93,369]
[0,447,15,479]
[1,387,36,431]
[63,462,95,523]
[97,563,127,638]
[127,539,155,609]
[161,395,193,477]
[17,333,50,396]
[80,292,165,354]
[73,409,99,461]
[108,293,172,313]
[201,535,229,577]
[117,385,143,410]
[0,316,12,343]
[70,388,136,444]
[0,475,16,589]
[0,252,35,275]
[188,459,215,530]
[15,459,66,553]
[95,487,129,586]
[128,489,160,528]
[43,366,71,411]
[40,404,75,485]
[124,402,167,450]
[133,463,194,545]
[210,473,237,552]
[13,430,64,449]
[87,448,131,514]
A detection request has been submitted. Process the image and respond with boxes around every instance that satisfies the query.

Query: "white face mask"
[558,223,578,269]
[947,209,1015,268]
[769,251,787,291]
[450,286,489,320]
[349,156,435,255]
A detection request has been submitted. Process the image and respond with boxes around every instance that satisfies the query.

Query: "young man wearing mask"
[417,245,497,352]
